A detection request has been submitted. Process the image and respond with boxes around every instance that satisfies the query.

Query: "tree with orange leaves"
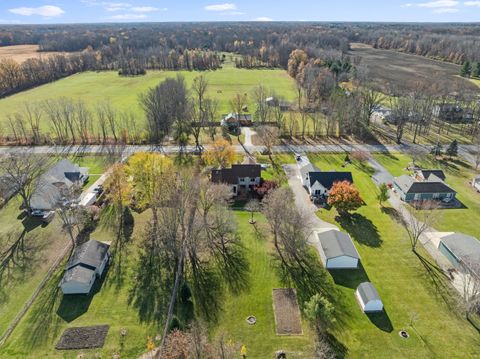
[327,180,364,215]
[204,138,236,168]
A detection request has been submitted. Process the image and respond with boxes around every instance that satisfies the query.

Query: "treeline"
[0,48,220,98]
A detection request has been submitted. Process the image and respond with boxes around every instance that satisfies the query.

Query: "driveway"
[367,157,394,185]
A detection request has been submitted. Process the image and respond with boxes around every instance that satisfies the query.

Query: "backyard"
[308,153,480,358]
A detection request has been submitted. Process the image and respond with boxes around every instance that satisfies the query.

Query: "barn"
[315,229,360,269]
[355,282,384,313]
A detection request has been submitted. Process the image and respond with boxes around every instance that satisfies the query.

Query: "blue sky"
[1,1,480,24]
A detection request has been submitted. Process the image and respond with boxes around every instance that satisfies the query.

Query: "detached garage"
[355,282,384,313]
[316,229,360,269]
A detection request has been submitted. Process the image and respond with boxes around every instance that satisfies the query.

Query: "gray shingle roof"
[317,230,360,259]
[211,164,261,185]
[419,170,446,181]
[63,265,94,284]
[394,175,455,194]
[441,233,480,274]
[66,240,110,271]
[356,282,380,303]
[299,163,320,181]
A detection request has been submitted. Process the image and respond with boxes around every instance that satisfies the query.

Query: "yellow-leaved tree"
[204,139,236,168]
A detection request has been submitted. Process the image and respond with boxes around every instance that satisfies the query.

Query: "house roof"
[440,233,480,274]
[211,164,261,185]
[299,163,320,180]
[66,240,110,271]
[418,169,446,181]
[356,282,381,303]
[308,171,353,190]
[62,265,94,284]
[316,229,360,260]
[394,175,456,194]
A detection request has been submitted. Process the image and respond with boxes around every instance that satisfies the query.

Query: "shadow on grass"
[336,213,382,248]
[329,263,370,290]
[414,251,458,311]
[22,270,64,350]
[57,266,109,323]
[366,311,394,333]
[322,332,349,359]
[381,206,405,225]
[21,215,45,232]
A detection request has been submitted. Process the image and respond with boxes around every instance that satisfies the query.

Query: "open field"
[374,152,480,238]
[349,43,479,94]
[0,45,65,64]
[0,66,297,134]
[310,153,480,358]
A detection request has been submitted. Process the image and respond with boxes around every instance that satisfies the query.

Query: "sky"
[0,0,480,24]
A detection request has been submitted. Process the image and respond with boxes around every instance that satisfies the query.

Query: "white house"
[300,163,353,199]
[355,282,384,313]
[60,240,110,295]
[315,229,360,269]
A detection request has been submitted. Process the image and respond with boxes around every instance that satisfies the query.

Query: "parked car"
[31,209,44,217]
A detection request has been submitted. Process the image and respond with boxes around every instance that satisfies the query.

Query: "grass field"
[213,211,315,358]
[0,45,65,64]
[0,65,297,134]
[374,152,480,238]
[309,153,480,358]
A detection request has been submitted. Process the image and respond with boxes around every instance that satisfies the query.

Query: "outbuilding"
[315,229,360,269]
[438,232,480,277]
[60,239,110,295]
[355,282,383,313]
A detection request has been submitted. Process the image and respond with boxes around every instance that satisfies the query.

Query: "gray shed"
[355,282,383,313]
[438,233,480,276]
[316,229,360,269]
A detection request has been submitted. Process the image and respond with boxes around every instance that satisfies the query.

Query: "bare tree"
[459,260,480,318]
[204,98,219,141]
[360,87,384,128]
[56,186,85,251]
[191,76,209,151]
[23,103,42,145]
[256,125,279,164]
[0,151,49,212]
[401,201,440,251]
[253,85,271,123]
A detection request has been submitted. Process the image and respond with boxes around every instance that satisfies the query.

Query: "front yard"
[308,153,480,358]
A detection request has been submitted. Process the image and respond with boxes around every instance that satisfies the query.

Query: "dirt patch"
[55,325,109,350]
[349,45,478,94]
[0,45,65,63]
[272,288,303,335]
[350,42,373,49]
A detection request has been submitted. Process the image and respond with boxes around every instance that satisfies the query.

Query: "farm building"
[438,232,480,277]
[394,174,456,203]
[60,240,110,295]
[355,282,384,313]
[315,229,360,269]
[211,164,262,196]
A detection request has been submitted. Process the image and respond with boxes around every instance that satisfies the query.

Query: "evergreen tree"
[446,139,458,158]
[473,62,480,78]
[460,61,472,77]
[431,143,443,157]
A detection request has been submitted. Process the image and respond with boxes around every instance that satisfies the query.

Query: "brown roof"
[211,164,261,185]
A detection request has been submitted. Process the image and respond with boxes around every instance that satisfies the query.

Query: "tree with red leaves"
[254,180,278,198]
[327,180,364,215]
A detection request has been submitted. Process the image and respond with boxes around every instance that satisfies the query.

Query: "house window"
[233,186,237,194]
[414,193,421,201]
[315,190,321,195]
[433,193,440,199]
[239,178,245,182]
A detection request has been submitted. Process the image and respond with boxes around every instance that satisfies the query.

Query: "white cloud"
[107,13,148,20]
[417,0,459,7]
[254,16,273,21]
[9,5,65,17]
[204,3,237,11]
[464,1,480,6]
[104,3,131,12]
[433,7,460,11]
[131,6,161,13]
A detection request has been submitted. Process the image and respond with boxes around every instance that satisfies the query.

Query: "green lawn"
[0,196,69,337]
[256,154,296,185]
[374,152,480,238]
[308,153,480,358]
[0,211,155,358]
[212,211,315,358]
[0,66,297,135]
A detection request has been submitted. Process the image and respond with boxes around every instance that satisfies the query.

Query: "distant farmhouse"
[371,106,395,124]
[221,113,253,132]
[266,97,292,112]
[433,104,474,123]
[60,239,110,295]
[394,169,456,203]
[211,164,261,196]
[299,162,353,199]
[30,159,89,212]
